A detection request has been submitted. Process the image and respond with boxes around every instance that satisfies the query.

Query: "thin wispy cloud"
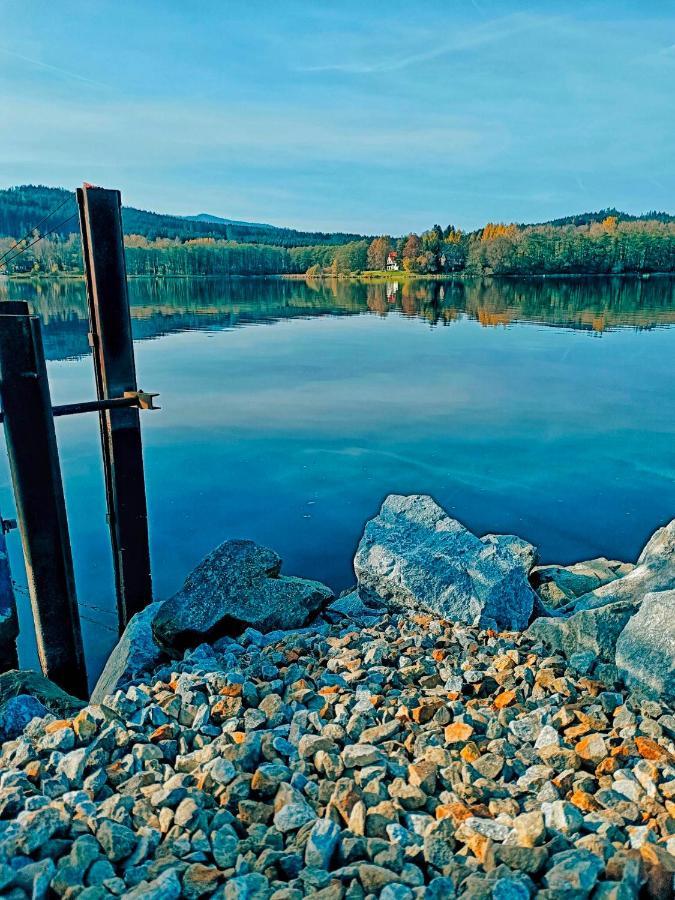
[0,47,109,88]
[0,2,671,231]
[296,13,550,74]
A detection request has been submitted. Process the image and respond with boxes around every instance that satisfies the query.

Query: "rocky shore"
[0,495,673,899]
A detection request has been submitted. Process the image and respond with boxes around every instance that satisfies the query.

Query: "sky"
[1,0,674,233]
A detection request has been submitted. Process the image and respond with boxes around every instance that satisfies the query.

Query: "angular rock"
[0,668,84,719]
[561,518,675,616]
[305,818,341,869]
[616,589,675,702]
[531,558,632,608]
[96,820,136,861]
[0,693,49,742]
[543,848,604,894]
[153,539,332,650]
[353,495,537,630]
[125,869,182,900]
[527,599,637,662]
[91,602,164,704]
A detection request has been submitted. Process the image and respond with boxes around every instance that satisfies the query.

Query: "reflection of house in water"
[386,282,399,303]
[386,251,399,271]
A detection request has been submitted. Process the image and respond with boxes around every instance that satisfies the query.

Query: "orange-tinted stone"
[24,761,41,781]
[436,802,472,823]
[460,742,481,764]
[211,697,242,720]
[635,737,668,761]
[575,733,608,764]
[220,683,242,697]
[494,690,516,709]
[412,699,444,724]
[318,685,340,696]
[445,722,474,744]
[466,832,490,862]
[565,723,591,740]
[44,719,71,733]
[149,723,175,743]
[596,756,620,775]
[570,790,601,813]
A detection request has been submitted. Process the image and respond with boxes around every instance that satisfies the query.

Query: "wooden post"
[0,501,19,673]
[0,313,87,696]
[77,185,153,629]
[0,302,25,673]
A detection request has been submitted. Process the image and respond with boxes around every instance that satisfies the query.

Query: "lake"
[2,275,675,684]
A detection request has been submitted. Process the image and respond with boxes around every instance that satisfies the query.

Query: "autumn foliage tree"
[367,236,392,270]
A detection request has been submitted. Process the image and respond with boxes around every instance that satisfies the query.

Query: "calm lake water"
[2,275,675,683]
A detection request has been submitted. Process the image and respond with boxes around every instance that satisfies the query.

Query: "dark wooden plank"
[0,314,87,696]
[77,185,153,628]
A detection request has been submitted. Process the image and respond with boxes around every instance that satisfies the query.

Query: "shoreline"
[0,497,673,897]
[3,271,675,284]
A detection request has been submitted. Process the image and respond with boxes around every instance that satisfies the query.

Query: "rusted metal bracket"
[0,390,159,423]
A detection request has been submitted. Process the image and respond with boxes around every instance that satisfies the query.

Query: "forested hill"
[532,208,675,227]
[0,185,366,248]
[1,184,673,278]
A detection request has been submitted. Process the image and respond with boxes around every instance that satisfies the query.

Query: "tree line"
[313,217,675,277]
[1,190,674,278]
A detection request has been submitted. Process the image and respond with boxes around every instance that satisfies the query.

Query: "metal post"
[0,314,87,696]
[77,185,153,629]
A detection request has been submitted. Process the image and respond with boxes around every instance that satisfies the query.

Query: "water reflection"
[3,276,675,361]
[0,275,673,684]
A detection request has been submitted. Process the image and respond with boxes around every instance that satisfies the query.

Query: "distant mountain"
[185,213,273,229]
[0,185,367,248]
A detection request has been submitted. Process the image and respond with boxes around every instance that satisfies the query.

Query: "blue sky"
[1,1,674,233]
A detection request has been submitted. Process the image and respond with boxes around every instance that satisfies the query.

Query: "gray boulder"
[528,518,675,663]
[0,669,84,721]
[527,599,637,662]
[153,539,333,651]
[91,602,165,704]
[558,518,675,616]
[531,558,633,609]
[615,590,675,701]
[353,495,537,631]
[322,591,387,625]
[0,694,49,742]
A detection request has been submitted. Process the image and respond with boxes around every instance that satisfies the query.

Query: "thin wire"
[0,213,78,272]
[0,195,74,266]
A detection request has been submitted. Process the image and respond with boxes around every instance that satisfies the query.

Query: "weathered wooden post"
[77,185,153,629]
[0,312,87,697]
[0,504,18,673]
[0,301,25,672]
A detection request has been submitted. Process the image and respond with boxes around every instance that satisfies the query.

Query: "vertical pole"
[77,185,152,629]
[0,504,19,673]
[0,302,25,673]
[0,314,87,696]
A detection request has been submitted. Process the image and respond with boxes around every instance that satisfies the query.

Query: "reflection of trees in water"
[2,275,674,361]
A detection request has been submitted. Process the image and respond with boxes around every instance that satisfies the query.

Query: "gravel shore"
[1,608,674,899]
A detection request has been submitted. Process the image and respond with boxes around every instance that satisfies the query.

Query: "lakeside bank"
[1,496,674,898]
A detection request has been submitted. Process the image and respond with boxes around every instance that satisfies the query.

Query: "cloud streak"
[0,46,109,88]
[296,13,551,75]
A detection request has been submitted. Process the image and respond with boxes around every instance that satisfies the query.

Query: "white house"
[386,251,399,271]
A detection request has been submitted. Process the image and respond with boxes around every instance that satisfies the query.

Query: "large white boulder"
[615,589,675,701]
[353,495,537,631]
